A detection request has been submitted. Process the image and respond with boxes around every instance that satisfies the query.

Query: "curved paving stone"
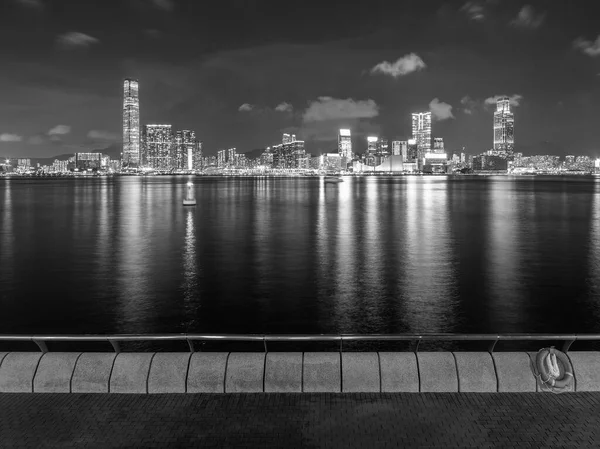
[148,353,192,394]
[303,352,341,393]
[109,353,155,394]
[454,352,497,393]
[71,353,117,393]
[379,352,419,392]
[225,353,265,393]
[418,352,458,392]
[187,352,229,393]
[342,353,380,392]
[264,352,302,393]
[0,352,44,393]
[34,352,82,393]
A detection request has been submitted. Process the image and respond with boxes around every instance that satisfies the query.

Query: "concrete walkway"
[1,393,600,448]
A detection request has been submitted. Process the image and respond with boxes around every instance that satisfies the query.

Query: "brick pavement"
[2,393,600,448]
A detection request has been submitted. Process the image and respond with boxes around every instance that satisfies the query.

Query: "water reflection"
[486,181,523,331]
[588,183,600,323]
[399,178,457,332]
[182,208,199,329]
[0,181,13,288]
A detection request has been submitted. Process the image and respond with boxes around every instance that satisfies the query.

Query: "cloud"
[460,95,477,114]
[303,97,379,122]
[429,98,455,121]
[48,125,71,136]
[56,32,99,49]
[87,130,119,141]
[370,53,426,78]
[14,0,43,9]
[461,1,486,21]
[484,94,523,107]
[238,103,254,112]
[274,102,293,112]
[510,5,545,29]
[573,36,600,57]
[0,133,23,142]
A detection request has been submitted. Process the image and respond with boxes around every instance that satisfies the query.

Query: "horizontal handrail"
[0,333,595,354]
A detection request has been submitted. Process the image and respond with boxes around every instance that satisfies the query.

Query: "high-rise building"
[143,124,173,170]
[367,136,378,153]
[338,129,352,161]
[122,79,140,166]
[433,137,444,152]
[194,141,203,171]
[228,148,237,166]
[377,139,389,154]
[392,141,408,158]
[174,130,197,170]
[493,97,514,157]
[217,149,227,168]
[412,112,432,156]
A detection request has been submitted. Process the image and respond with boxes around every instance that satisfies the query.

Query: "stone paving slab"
[2,392,600,448]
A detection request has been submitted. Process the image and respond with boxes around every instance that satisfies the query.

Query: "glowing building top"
[493,97,514,156]
[411,112,432,155]
[338,129,352,160]
[122,79,140,166]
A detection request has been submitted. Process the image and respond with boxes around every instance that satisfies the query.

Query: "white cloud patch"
[274,102,293,112]
[573,35,600,57]
[0,133,23,142]
[370,53,426,78]
[484,94,523,107]
[238,103,254,112]
[56,32,99,49]
[429,98,455,121]
[87,130,119,141]
[510,5,545,29]
[461,1,485,21]
[303,97,379,122]
[48,125,71,136]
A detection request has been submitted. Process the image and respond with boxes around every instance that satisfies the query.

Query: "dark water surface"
[1,175,600,335]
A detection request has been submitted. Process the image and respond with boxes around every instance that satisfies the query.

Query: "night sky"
[0,0,599,158]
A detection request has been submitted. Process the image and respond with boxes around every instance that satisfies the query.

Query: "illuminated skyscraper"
[143,124,173,170]
[122,79,140,166]
[193,141,203,171]
[412,112,432,156]
[174,130,197,170]
[392,141,408,158]
[493,97,514,157]
[338,129,352,161]
[433,137,444,152]
[282,133,292,144]
[367,136,378,153]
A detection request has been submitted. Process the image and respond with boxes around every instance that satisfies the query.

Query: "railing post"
[488,337,499,354]
[33,340,48,353]
[187,340,195,353]
[263,337,268,353]
[110,340,121,354]
[339,336,343,353]
[562,339,576,353]
[414,337,421,353]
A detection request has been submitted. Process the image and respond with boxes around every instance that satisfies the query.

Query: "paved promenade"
[2,393,600,448]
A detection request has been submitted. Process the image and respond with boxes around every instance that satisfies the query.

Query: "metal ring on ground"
[533,347,574,393]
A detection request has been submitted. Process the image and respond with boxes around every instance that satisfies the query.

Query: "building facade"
[122,79,140,166]
[338,129,352,163]
[412,112,432,157]
[174,130,196,170]
[493,97,515,157]
[143,124,173,170]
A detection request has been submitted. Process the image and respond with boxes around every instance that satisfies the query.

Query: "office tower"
[143,124,173,170]
[174,130,197,170]
[493,97,515,157]
[392,141,409,158]
[282,133,292,144]
[367,136,378,153]
[412,112,432,156]
[338,129,352,161]
[228,148,237,166]
[122,79,140,166]
[377,139,389,154]
[193,141,203,170]
[217,149,227,168]
[433,137,444,152]
[291,134,296,142]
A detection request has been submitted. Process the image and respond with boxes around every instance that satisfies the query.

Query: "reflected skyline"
[2,176,600,335]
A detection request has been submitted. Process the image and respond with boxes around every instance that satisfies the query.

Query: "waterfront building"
[228,148,237,167]
[412,112,432,157]
[338,129,352,163]
[391,140,408,158]
[433,137,444,152]
[377,139,389,155]
[367,136,378,154]
[122,79,140,166]
[493,97,515,158]
[217,149,227,168]
[17,159,31,170]
[282,133,296,144]
[193,141,203,171]
[320,153,342,171]
[75,153,103,171]
[174,130,197,170]
[143,124,173,170]
[472,154,508,172]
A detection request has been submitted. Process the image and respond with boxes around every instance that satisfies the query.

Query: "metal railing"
[0,333,598,354]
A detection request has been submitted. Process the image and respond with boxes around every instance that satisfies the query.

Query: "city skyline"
[0,1,599,159]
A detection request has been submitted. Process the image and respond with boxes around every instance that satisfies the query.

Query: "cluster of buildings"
[3,79,600,177]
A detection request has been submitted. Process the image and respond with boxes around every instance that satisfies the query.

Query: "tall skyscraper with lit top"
[412,112,432,156]
[122,79,140,166]
[493,97,514,157]
[338,129,352,161]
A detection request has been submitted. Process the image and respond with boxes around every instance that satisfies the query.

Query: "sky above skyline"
[0,0,599,158]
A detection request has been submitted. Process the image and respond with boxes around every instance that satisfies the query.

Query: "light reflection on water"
[1,175,600,335]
